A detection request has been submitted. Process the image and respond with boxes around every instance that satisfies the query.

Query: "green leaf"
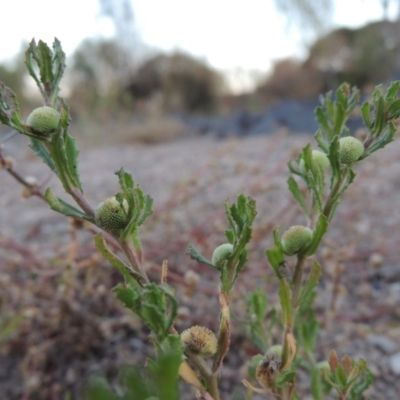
[85,377,116,400]
[305,214,328,256]
[274,371,296,386]
[360,102,371,129]
[287,177,308,216]
[63,125,82,190]
[0,81,25,131]
[49,127,83,193]
[314,107,331,136]
[29,138,56,172]
[25,38,66,105]
[114,283,178,342]
[334,364,348,388]
[314,129,329,153]
[44,188,91,220]
[348,368,373,400]
[371,96,385,136]
[149,335,183,400]
[364,122,396,157]
[385,80,400,101]
[387,98,400,119]
[94,233,145,285]
[279,279,292,328]
[247,288,269,352]
[186,244,215,268]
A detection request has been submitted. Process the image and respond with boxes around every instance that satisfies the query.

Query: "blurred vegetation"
[2,6,400,142]
[256,20,400,104]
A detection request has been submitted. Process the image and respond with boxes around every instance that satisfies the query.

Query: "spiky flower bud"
[211,243,233,267]
[281,225,313,256]
[338,137,364,164]
[26,106,61,135]
[299,150,330,174]
[180,325,218,358]
[94,196,129,234]
[256,352,282,389]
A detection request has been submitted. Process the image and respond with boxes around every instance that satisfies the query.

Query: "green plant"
[1,39,399,400]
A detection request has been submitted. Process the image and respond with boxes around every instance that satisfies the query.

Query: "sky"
[0,0,398,92]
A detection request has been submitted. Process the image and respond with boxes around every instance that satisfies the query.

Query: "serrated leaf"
[29,138,56,172]
[314,129,329,153]
[44,188,91,220]
[114,283,177,342]
[385,80,400,101]
[387,98,400,119]
[25,39,66,105]
[360,102,371,128]
[364,122,396,156]
[137,194,153,226]
[287,176,308,216]
[64,131,82,190]
[372,96,385,136]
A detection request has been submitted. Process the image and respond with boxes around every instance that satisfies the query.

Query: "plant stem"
[70,187,95,217]
[120,240,150,284]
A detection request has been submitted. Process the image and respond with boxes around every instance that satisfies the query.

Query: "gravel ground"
[1,131,400,399]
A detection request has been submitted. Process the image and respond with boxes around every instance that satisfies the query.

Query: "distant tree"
[125,52,225,113]
[273,0,400,40]
[67,38,135,113]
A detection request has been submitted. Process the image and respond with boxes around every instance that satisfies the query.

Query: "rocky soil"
[1,131,400,399]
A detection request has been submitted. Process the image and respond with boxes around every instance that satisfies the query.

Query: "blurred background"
[2,0,400,143]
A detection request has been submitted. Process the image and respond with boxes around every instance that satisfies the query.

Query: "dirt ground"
[1,130,400,399]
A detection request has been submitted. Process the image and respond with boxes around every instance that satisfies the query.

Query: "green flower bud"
[181,325,218,358]
[94,196,129,234]
[266,345,283,357]
[338,137,364,164]
[316,360,331,373]
[299,150,330,174]
[211,243,233,267]
[281,225,313,256]
[26,106,61,135]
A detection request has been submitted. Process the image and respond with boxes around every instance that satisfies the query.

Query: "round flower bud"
[299,150,330,174]
[281,225,313,256]
[94,196,129,234]
[338,137,364,164]
[26,106,61,135]
[316,360,331,374]
[181,325,218,358]
[266,345,283,357]
[211,243,233,267]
